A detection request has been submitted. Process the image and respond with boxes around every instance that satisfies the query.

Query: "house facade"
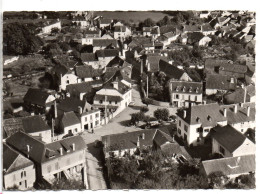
[169,81,203,107]
[78,109,101,132]
[114,26,131,40]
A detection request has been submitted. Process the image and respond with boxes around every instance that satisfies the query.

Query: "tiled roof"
[61,111,80,127]
[6,132,85,163]
[153,130,173,147]
[201,154,255,176]
[159,60,185,79]
[176,103,226,127]
[3,116,51,138]
[93,39,117,47]
[206,74,237,90]
[163,31,175,39]
[170,81,203,95]
[211,125,247,153]
[81,53,98,62]
[75,65,103,78]
[201,23,214,31]
[24,88,54,106]
[219,64,247,74]
[103,80,131,95]
[204,59,232,69]
[3,143,34,174]
[96,49,119,58]
[53,64,69,76]
[147,55,169,72]
[66,82,93,94]
[183,25,200,32]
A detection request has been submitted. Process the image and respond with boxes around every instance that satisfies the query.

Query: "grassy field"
[94,11,169,23]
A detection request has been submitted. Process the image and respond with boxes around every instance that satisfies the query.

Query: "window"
[179,120,181,127]
[219,146,225,155]
[178,128,181,135]
[195,96,197,101]
[66,80,70,84]
[204,129,210,132]
[99,100,103,104]
[175,94,179,99]
[109,101,112,104]
[95,120,99,125]
[75,128,78,133]
[47,165,52,173]
[95,113,99,118]
[241,129,244,133]
[115,101,118,104]
[21,172,23,178]
[19,182,22,186]
[55,162,59,170]
[197,137,200,142]
[184,125,188,132]
[85,117,87,122]
[24,171,26,177]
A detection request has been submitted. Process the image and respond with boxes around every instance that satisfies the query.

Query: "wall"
[212,138,233,157]
[63,123,82,135]
[4,164,36,190]
[231,121,256,134]
[60,74,78,91]
[30,130,52,143]
[170,92,203,107]
[80,110,101,132]
[233,138,255,157]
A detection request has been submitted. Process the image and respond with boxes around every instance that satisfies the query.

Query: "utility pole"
[104,95,107,124]
[244,85,247,103]
[146,75,149,98]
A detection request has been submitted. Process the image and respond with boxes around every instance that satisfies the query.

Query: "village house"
[96,49,119,68]
[176,103,228,146]
[211,125,255,158]
[41,20,61,34]
[205,74,237,95]
[80,53,99,67]
[3,143,36,190]
[92,39,118,52]
[113,26,131,40]
[224,84,255,104]
[3,115,52,143]
[220,103,256,134]
[72,16,89,28]
[81,29,101,45]
[77,107,101,132]
[99,18,113,29]
[200,154,255,179]
[218,64,247,79]
[102,128,173,158]
[142,27,153,36]
[93,80,132,113]
[75,65,103,82]
[23,88,56,115]
[204,59,233,74]
[57,97,91,115]
[66,82,94,101]
[169,81,203,108]
[199,36,212,47]
[183,25,201,34]
[6,132,87,187]
[145,55,169,73]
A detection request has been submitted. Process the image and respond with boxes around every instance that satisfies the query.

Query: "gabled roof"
[3,143,34,174]
[201,23,215,31]
[106,56,125,67]
[81,53,98,62]
[204,59,233,73]
[93,39,117,47]
[224,86,255,104]
[24,88,54,106]
[3,115,51,138]
[183,25,200,32]
[94,94,123,102]
[163,31,175,39]
[219,64,247,74]
[61,111,80,127]
[66,82,93,94]
[201,154,255,176]
[96,49,119,58]
[58,97,86,113]
[53,64,70,76]
[176,103,227,127]
[147,55,169,72]
[170,81,203,95]
[160,25,177,34]
[159,60,186,79]
[6,132,86,163]
[211,125,248,153]
[103,80,131,95]
[206,74,237,91]
[153,130,173,147]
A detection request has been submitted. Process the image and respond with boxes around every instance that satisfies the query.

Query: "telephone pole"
[146,75,149,98]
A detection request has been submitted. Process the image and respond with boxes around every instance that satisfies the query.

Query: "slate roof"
[176,103,227,127]
[206,74,237,90]
[153,130,173,147]
[170,81,203,95]
[3,143,34,174]
[94,94,123,102]
[61,111,80,127]
[201,154,255,176]
[6,132,86,163]
[3,115,51,138]
[81,53,98,62]
[224,85,255,104]
[183,25,200,32]
[53,64,70,77]
[219,64,247,74]
[201,23,215,31]
[147,55,169,72]
[96,49,119,58]
[24,88,54,106]
[159,60,186,79]
[66,82,93,94]
[75,65,103,78]
[114,26,127,32]
[58,97,86,113]
[204,59,232,72]
[93,39,117,47]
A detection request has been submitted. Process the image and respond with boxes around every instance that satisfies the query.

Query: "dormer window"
[196,87,199,93]
[189,87,192,92]
[207,115,212,121]
[183,86,186,92]
[196,117,200,123]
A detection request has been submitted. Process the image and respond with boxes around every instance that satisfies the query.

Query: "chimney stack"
[72,143,75,151]
[203,100,206,105]
[223,108,227,117]
[60,148,63,155]
[234,104,238,113]
[183,110,187,118]
[54,100,57,119]
[247,106,250,117]
[27,145,30,153]
[137,136,140,147]
[78,106,83,114]
[142,133,145,140]
[112,81,119,90]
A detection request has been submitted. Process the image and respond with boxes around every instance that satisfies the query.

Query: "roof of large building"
[61,111,80,127]
[96,49,119,58]
[24,88,54,106]
[176,103,227,127]
[3,115,51,138]
[211,125,248,153]
[6,132,86,163]
[201,154,255,176]
[159,60,186,79]
[93,39,117,47]
[3,143,34,174]
[170,81,203,95]
[204,59,233,73]
[206,74,237,90]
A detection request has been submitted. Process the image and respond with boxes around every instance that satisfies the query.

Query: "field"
[94,11,170,23]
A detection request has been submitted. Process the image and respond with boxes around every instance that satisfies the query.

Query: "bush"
[140,106,149,113]
[154,108,169,121]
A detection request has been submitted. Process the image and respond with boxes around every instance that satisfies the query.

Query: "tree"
[154,108,169,121]
[59,42,71,52]
[143,18,155,27]
[130,111,145,125]
[37,178,85,190]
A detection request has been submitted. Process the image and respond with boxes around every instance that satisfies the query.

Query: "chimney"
[247,106,250,117]
[27,145,30,153]
[137,136,140,147]
[203,100,206,105]
[54,101,57,119]
[72,143,75,151]
[60,148,63,155]
[183,110,187,118]
[78,106,83,114]
[112,81,119,90]
[234,104,238,113]
[142,133,145,140]
[31,112,35,116]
